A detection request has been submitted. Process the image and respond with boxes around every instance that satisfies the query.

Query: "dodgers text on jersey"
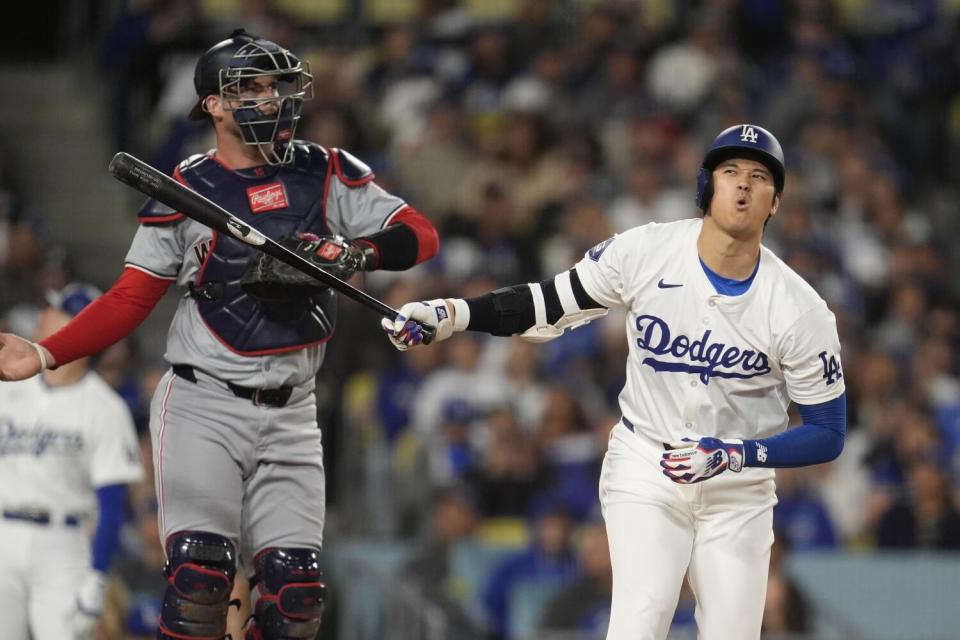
[633,314,771,385]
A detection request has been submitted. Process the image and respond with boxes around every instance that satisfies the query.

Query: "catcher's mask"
[189,29,314,165]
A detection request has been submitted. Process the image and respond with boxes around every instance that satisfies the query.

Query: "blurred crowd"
[4,0,960,638]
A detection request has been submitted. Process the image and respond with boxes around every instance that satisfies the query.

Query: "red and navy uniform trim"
[40,267,172,367]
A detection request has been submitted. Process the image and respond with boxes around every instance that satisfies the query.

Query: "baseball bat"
[108,152,435,343]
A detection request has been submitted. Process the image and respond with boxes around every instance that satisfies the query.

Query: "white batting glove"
[660,437,745,484]
[71,570,107,639]
[380,299,469,351]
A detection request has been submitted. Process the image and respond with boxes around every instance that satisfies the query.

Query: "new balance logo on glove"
[660,437,745,483]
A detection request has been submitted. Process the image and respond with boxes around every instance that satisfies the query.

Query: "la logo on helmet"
[739,126,759,143]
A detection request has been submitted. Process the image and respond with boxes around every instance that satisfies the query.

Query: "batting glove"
[71,570,108,639]
[660,437,745,484]
[381,299,469,351]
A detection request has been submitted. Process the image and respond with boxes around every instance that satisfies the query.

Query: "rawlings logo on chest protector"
[633,314,771,384]
[180,149,336,355]
[246,182,288,213]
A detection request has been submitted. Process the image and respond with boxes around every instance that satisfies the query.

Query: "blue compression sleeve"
[91,484,127,573]
[742,394,846,468]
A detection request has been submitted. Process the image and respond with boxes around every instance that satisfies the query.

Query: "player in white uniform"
[0,283,143,640]
[381,124,847,639]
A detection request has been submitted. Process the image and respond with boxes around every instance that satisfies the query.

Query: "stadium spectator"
[480,504,577,639]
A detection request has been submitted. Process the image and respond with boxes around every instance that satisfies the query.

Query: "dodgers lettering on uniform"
[0,418,84,457]
[633,314,771,384]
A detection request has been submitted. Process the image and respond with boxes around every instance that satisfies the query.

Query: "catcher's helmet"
[695,124,785,212]
[188,29,313,165]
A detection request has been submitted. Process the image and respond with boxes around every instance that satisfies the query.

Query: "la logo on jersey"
[740,126,759,143]
[633,314,771,384]
[818,351,843,385]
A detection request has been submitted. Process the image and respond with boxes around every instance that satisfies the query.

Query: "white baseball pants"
[0,518,89,639]
[600,422,776,640]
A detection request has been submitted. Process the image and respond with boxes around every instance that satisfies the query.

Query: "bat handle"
[420,323,437,346]
[391,315,438,347]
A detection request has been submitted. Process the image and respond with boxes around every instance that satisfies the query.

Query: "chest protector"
[179,143,339,355]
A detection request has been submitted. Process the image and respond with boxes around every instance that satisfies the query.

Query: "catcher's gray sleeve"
[326,179,407,240]
[123,222,185,279]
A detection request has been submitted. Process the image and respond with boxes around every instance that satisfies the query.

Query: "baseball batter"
[383,124,846,639]
[0,283,143,640]
[0,30,438,639]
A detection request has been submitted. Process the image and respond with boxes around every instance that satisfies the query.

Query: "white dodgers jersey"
[0,373,143,517]
[575,218,845,446]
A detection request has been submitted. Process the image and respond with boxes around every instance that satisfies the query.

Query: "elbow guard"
[520,270,607,343]
[465,268,606,339]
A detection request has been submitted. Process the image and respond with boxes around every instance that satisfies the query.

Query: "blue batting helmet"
[695,124,785,211]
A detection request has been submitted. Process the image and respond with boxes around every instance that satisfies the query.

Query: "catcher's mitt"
[240,233,368,302]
